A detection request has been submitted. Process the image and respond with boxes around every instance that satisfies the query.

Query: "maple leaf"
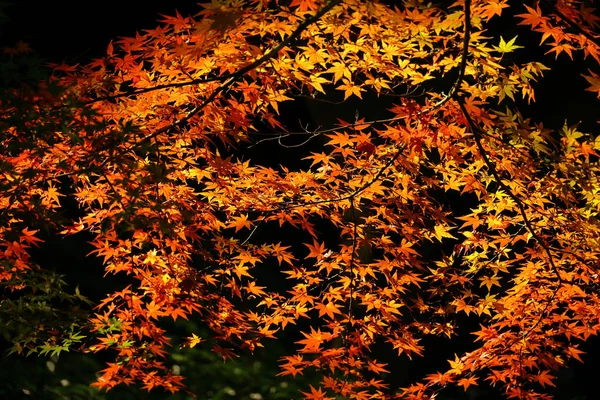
[582,70,600,98]
[480,0,509,21]
[562,122,585,143]
[300,385,334,400]
[565,345,585,362]
[159,10,190,31]
[493,36,524,53]
[447,354,465,375]
[536,370,556,388]
[305,240,326,259]
[233,252,261,266]
[367,360,390,374]
[336,78,364,100]
[315,301,341,319]
[271,243,295,265]
[309,74,329,94]
[233,263,252,279]
[245,281,267,297]
[297,328,331,353]
[303,152,331,167]
[325,131,354,147]
[546,42,576,59]
[19,228,43,247]
[290,0,319,13]
[432,224,458,241]
[146,300,164,320]
[42,183,63,206]
[325,61,352,83]
[457,375,478,390]
[278,355,306,377]
[228,214,253,232]
[168,307,188,321]
[479,275,501,291]
[516,5,547,29]
[457,213,482,230]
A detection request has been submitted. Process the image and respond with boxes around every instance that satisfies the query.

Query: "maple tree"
[2,0,600,398]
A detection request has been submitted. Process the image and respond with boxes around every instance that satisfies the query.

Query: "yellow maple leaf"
[479,275,501,291]
[433,224,457,241]
[336,79,364,100]
[186,333,203,348]
[493,36,524,53]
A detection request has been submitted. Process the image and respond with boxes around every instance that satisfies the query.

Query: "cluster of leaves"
[0,44,94,362]
[0,321,317,399]
[2,0,600,398]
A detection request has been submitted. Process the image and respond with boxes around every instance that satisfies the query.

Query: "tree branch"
[454,95,563,341]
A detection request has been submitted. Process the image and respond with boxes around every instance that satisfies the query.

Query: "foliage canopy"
[2,0,600,398]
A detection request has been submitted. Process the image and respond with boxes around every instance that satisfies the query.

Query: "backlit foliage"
[2,0,600,398]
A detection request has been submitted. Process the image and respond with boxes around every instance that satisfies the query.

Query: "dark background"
[1,1,599,399]
[0,1,198,64]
